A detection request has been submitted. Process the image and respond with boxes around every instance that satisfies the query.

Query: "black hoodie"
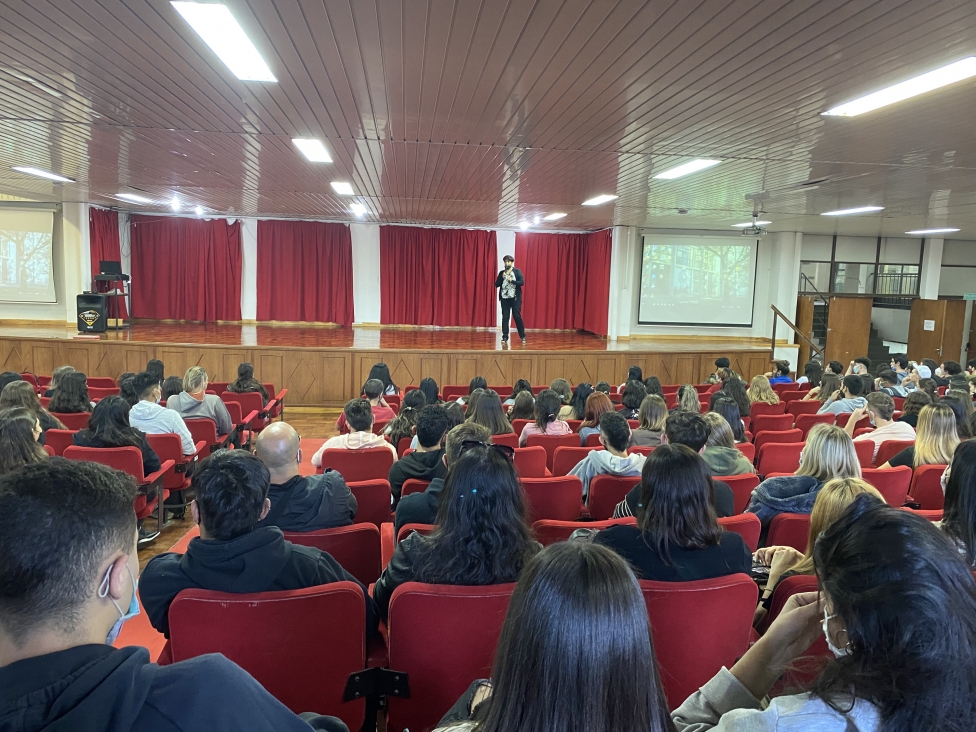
[139,526,378,639]
[0,644,326,732]
[386,448,448,506]
[256,473,358,532]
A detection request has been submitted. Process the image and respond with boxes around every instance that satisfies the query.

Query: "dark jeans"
[500,298,525,339]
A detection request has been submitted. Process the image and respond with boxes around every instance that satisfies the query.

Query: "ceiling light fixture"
[331,181,354,195]
[582,194,618,206]
[732,220,771,227]
[823,56,976,116]
[349,203,367,217]
[194,205,204,216]
[292,138,332,163]
[821,206,884,216]
[653,159,721,179]
[905,227,960,235]
[519,222,530,230]
[170,195,181,211]
[533,215,540,225]
[115,193,153,204]
[171,2,277,82]
[543,212,567,221]
[12,166,74,183]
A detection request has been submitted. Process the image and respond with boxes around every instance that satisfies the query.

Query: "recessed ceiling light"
[194,205,204,216]
[905,227,960,235]
[543,212,567,221]
[331,181,354,195]
[823,56,976,116]
[115,193,153,204]
[653,159,721,179]
[519,221,530,230]
[533,215,540,225]
[171,2,277,82]
[582,194,618,206]
[821,206,884,216]
[732,220,771,227]
[12,166,74,183]
[349,203,367,217]
[170,195,181,211]
[292,138,332,163]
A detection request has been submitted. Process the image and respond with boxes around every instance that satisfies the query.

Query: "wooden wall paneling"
[745,355,771,380]
[91,347,125,379]
[541,357,567,386]
[29,343,56,377]
[509,356,534,385]
[157,348,195,380]
[674,355,698,384]
[455,357,479,386]
[641,355,673,385]
[595,357,618,386]
[480,356,510,387]
[565,356,596,386]
[795,296,815,369]
[320,354,351,406]
[258,352,285,393]
[0,339,22,373]
[219,351,251,383]
[63,346,92,376]
[419,355,449,389]
[124,347,153,375]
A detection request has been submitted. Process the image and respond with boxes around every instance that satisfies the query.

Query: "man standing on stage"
[495,254,525,343]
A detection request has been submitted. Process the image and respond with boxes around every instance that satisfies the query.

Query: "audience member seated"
[503,378,533,406]
[845,356,872,376]
[367,362,399,396]
[747,375,780,405]
[618,380,647,420]
[373,442,540,621]
[701,412,753,476]
[630,394,667,447]
[796,359,822,386]
[312,398,398,468]
[896,390,930,429]
[643,375,664,398]
[746,424,861,535]
[506,390,535,421]
[889,353,911,383]
[518,389,573,447]
[550,378,574,419]
[43,364,74,398]
[593,381,611,395]
[824,359,844,376]
[940,440,976,568]
[414,401,465,451]
[613,412,735,519]
[817,374,867,416]
[73,396,161,478]
[878,403,958,472]
[394,422,489,535]
[457,376,487,404]
[0,380,65,444]
[388,405,449,507]
[766,360,794,385]
[146,358,165,385]
[48,371,92,414]
[618,365,643,391]
[563,382,593,420]
[845,392,916,462]
[595,444,750,581]
[384,388,426,446]
[674,496,976,730]
[0,459,346,732]
[465,389,514,436]
[336,378,395,433]
[859,372,876,396]
[117,371,135,388]
[934,359,963,388]
[419,376,442,405]
[253,422,356,532]
[674,384,702,415]
[226,361,270,405]
[118,375,139,407]
[0,407,47,475]
[435,542,672,731]
[753,477,882,624]
[569,411,646,500]
[127,372,195,456]
[707,356,731,384]
[577,391,615,446]
[166,366,233,439]
[876,369,908,397]
[0,371,22,394]
[141,450,377,639]
[711,396,748,444]
[721,375,752,418]
[941,394,974,440]
[803,372,841,405]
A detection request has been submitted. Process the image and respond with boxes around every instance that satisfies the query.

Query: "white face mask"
[822,608,850,658]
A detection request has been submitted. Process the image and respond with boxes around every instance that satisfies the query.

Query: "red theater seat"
[794,413,835,439]
[751,414,793,434]
[526,432,580,472]
[723,473,760,514]
[512,446,548,478]
[511,418,532,436]
[754,428,802,453]
[910,464,948,510]
[520,476,583,523]
[347,479,393,527]
[531,517,636,545]
[552,446,599,476]
[875,440,915,467]
[853,440,874,468]
[717,513,761,552]
[787,400,821,419]
[861,466,912,506]
[491,432,519,449]
[49,412,90,431]
[750,402,787,418]
[588,474,641,520]
[283,524,382,585]
[43,429,77,456]
[766,513,811,553]
[145,432,205,507]
[400,478,430,497]
[756,441,804,476]
[317,447,396,483]
[735,442,755,462]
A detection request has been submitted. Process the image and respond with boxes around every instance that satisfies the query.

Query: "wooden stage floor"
[0,322,773,406]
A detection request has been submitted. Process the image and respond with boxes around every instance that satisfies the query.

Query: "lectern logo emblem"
[80,310,100,326]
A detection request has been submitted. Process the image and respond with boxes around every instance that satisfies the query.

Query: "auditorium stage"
[0,322,774,407]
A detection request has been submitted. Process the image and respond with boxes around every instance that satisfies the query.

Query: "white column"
[60,202,87,323]
[608,225,638,340]
[240,217,258,320]
[118,212,131,279]
[919,237,943,300]
[79,204,92,295]
[351,223,381,323]
[495,229,515,328]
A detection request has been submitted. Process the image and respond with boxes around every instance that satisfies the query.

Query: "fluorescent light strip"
[732,220,771,227]
[820,206,884,216]
[292,138,332,163]
[905,228,959,235]
[349,203,367,217]
[170,196,181,211]
[823,57,976,116]
[519,222,530,230]
[115,193,154,204]
[12,166,74,183]
[194,205,204,216]
[581,194,618,206]
[543,212,567,221]
[331,181,354,195]
[653,159,721,180]
[171,2,277,82]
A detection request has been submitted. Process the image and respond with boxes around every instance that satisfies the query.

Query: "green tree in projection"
[0,228,52,291]
[701,245,751,300]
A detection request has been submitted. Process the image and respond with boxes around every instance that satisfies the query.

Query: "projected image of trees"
[0,228,52,293]
[642,243,752,304]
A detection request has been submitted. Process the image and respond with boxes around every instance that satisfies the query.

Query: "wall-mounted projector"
[739,214,768,237]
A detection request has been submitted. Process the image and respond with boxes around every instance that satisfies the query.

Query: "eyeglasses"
[460,439,515,460]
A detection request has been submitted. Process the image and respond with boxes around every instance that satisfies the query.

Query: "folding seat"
[346,479,393,527]
[386,582,516,732]
[741,416,751,431]
[753,428,802,454]
[42,444,55,456]
[512,446,548,478]
[588,474,641,520]
[628,419,639,428]
[400,478,430,497]
[661,385,680,393]
[693,384,713,394]
[779,390,806,403]
[531,385,547,395]
[585,432,602,447]
[37,374,52,388]
[766,513,811,552]
[262,383,288,418]
[551,445,599,476]
[751,414,793,434]
[88,386,121,401]
[910,464,949,510]
[184,417,235,456]
[629,445,655,456]
[372,419,391,435]
[169,584,367,731]
[756,574,819,635]
[717,514,761,552]
[615,403,628,412]
[43,428,76,456]
[640,574,757,709]
[526,433,580,472]
[734,442,755,462]
[396,436,412,457]
[836,412,870,430]
[442,386,467,400]
[874,439,915,467]
[381,523,435,568]
[531,517,636,546]
[520,476,583,523]
[565,419,582,432]
[396,523,435,544]
[794,413,834,438]
[145,432,206,511]
[318,447,396,482]
[491,432,519,449]
[19,373,38,392]
[750,402,787,418]
[853,427,874,437]
[755,441,804,476]
[755,575,827,689]
[892,396,905,410]
[511,418,532,436]
[723,473,760,514]
[208,381,230,395]
[283,524,381,585]
[861,466,912,506]
[771,383,791,394]
[853,440,874,468]
[86,376,117,388]
[221,391,276,432]
[786,400,821,419]
[49,412,90,430]
[665,394,678,409]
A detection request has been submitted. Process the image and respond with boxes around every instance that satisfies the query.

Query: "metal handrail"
[799,273,831,308]
[770,304,824,363]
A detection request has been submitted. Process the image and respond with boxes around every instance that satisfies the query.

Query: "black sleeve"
[139,553,185,637]
[308,548,379,640]
[494,271,504,287]
[140,433,162,475]
[888,447,914,468]
[514,268,524,287]
[711,480,734,518]
[328,473,357,525]
[372,535,420,622]
[388,462,405,507]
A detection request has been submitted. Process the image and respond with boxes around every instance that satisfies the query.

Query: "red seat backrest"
[491,432,519,450]
[526,433,580,471]
[585,432,602,447]
[520,476,583,523]
[372,419,391,436]
[771,382,792,394]
[401,478,430,497]
[693,384,713,394]
[283,525,381,586]
[531,517,636,546]
[751,414,793,434]
[346,479,393,527]
[49,412,91,431]
[861,466,912,506]
[88,387,120,400]
[875,439,915,467]
[20,373,38,389]
[387,582,516,732]
[86,377,117,388]
[565,419,582,433]
[910,464,948,510]
[43,429,77,457]
[756,441,804,476]
[750,402,786,417]
[442,386,467,400]
[757,575,828,688]
[396,523,435,544]
[184,418,221,456]
[758,574,819,634]
[222,391,271,430]
[795,413,835,438]
[766,512,811,552]
[787,400,821,418]
[208,382,229,395]
[754,429,802,453]
[640,574,757,709]
[511,419,532,437]
[717,514,761,552]
[145,433,189,491]
[319,447,395,483]
[512,446,547,478]
[892,396,905,410]
[780,391,806,403]
[169,584,366,731]
[735,442,755,462]
[836,413,871,430]
[42,444,55,457]
[551,446,600,476]
[396,436,412,457]
[853,439,874,468]
[722,473,761,514]
[63,445,146,481]
[588,474,641,520]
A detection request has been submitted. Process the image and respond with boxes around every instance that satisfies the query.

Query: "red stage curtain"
[130,215,242,321]
[256,220,354,325]
[514,229,611,336]
[380,226,496,327]
[89,207,128,320]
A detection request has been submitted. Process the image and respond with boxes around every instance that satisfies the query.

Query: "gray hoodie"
[701,446,753,477]
[569,450,646,500]
[817,395,867,416]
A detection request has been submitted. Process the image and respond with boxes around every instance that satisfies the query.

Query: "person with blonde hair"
[700,412,753,476]
[675,384,701,414]
[630,394,667,447]
[166,366,233,439]
[879,402,959,472]
[746,423,861,534]
[747,375,780,405]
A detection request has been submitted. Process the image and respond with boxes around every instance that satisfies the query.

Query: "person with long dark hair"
[721,376,751,418]
[43,365,75,398]
[565,382,593,420]
[458,376,487,404]
[674,495,976,730]
[118,375,139,407]
[73,395,161,478]
[518,388,573,446]
[797,360,823,387]
[146,359,165,386]
[941,394,974,440]
[161,375,184,403]
[643,375,664,398]
[467,389,514,435]
[48,372,91,414]
[711,396,747,444]
[0,380,65,443]
[0,407,47,474]
[896,390,930,428]
[595,444,750,581]
[503,378,532,406]
[366,362,399,396]
[227,362,270,405]
[385,388,427,446]
[618,365,643,391]
[506,391,535,421]
[436,543,672,732]
[419,376,442,405]
[619,380,647,420]
[940,441,976,567]
[373,443,540,620]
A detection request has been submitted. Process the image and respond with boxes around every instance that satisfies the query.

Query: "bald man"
[254,422,357,532]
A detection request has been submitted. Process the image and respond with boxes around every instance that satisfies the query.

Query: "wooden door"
[825,297,872,367]
[795,296,815,368]
[908,299,968,363]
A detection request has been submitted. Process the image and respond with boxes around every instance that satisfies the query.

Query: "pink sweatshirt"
[519,419,574,447]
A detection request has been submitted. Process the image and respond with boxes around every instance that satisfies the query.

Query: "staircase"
[867,325,893,372]
[809,299,890,371]
[810,301,828,356]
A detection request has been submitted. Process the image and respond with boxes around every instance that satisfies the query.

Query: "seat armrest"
[144,459,176,486]
[275,388,288,402]
[257,399,276,419]
[241,409,259,426]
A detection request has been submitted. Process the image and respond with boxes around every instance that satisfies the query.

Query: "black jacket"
[140,526,378,639]
[257,473,357,532]
[72,429,161,477]
[494,267,524,301]
[614,478,734,519]
[394,477,444,535]
[0,644,334,732]
[387,449,448,506]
